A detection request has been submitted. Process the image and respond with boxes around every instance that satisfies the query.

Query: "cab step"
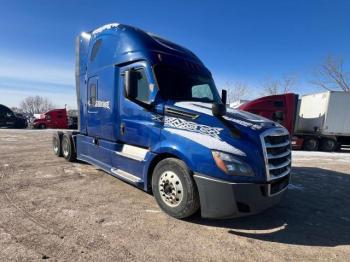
[110,168,142,184]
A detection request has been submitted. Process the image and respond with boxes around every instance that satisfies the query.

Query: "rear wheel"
[52,133,62,157]
[152,158,200,219]
[320,138,337,152]
[61,134,76,162]
[303,137,319,151]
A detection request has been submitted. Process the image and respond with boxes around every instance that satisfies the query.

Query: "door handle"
[120,122,125,135]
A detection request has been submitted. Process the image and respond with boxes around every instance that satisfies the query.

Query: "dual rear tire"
[52,132,76,162]
[303,137,338,152]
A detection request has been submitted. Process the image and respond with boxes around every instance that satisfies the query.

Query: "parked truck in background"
[239,91,350,152]
[32,108,77,129]
[52,23,291,219]
[0,104,28,128]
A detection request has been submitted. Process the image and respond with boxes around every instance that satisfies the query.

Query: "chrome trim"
[165,106,199,119]
[260,128,291,181]
[267,149,291,159]
[267,179,290,196]
[115,144,148,162]
[265,140,290,148]
[193,174,237,184]
[115,151,145,161]
[267,167,291,181]
[268,158,291,170]
[111,168,141,183]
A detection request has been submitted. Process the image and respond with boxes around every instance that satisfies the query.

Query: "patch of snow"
[145,209,161,213]
[340,217,350,222]
[292,150,350,161]
[288,183,305,191]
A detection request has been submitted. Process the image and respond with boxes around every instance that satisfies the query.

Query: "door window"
[135,69,150,103]
[89,83,97,106]
[274,100,284,107]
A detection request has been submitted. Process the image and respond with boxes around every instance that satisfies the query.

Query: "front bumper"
[193,173,290,219]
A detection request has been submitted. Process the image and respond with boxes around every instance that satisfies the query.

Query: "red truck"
[239,91,350,152]
[32,108,77,129]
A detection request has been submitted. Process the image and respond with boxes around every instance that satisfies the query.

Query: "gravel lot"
[0,129,350,261]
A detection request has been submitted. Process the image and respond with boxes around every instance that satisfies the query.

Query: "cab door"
[47,112,56,128]
[86,76,99,137]
[119,62,161,149]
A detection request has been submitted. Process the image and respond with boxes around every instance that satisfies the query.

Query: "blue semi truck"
[53,23,291,219]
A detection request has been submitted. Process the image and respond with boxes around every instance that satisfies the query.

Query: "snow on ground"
[292,150,350,163]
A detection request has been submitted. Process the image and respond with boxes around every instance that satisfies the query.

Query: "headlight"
[212,150,254,176]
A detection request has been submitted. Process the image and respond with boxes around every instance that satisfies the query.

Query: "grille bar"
[268,158,291,170]
[265,140,290,148]
[267,149,291,159]
[260,128,292,184]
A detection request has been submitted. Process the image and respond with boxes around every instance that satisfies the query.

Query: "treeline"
[221,55,350,103]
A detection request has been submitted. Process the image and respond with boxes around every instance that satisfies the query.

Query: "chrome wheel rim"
[158,171,183,207]
[53,137,59,154]
[62,139,69,157]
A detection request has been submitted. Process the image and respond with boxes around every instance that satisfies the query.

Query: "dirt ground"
[0,129,349,261]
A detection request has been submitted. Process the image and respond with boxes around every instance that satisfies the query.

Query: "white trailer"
[294,91,350,151]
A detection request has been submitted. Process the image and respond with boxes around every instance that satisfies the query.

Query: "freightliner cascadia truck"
[52,23,291,219]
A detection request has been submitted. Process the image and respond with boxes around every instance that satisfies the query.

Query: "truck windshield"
[154,65,221,103]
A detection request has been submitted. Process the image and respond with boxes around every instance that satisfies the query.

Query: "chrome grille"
[261,128,291,181]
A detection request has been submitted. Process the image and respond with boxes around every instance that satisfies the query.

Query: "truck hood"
[160,101,285,158]
[172,101,279,132]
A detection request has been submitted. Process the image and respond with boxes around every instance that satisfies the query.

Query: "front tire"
[152,158,200,219]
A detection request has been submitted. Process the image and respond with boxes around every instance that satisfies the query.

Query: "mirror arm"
[221,89,227,105]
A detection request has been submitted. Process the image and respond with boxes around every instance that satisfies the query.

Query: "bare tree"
[312,55,350,92]
[282,75,297,93]
[19,96,55,114]
[10,107,23,113]
[261,75,297,96]
[222,81,250,103]
[262,79,280,96]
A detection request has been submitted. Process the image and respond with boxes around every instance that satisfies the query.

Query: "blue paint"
[73,24,291,217]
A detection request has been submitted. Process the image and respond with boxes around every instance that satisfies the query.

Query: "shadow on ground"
[189,167,350,247]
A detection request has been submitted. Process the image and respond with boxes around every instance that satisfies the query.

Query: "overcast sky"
[1,0,349,109]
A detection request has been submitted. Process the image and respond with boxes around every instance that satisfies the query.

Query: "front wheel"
[152,158,200,219]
